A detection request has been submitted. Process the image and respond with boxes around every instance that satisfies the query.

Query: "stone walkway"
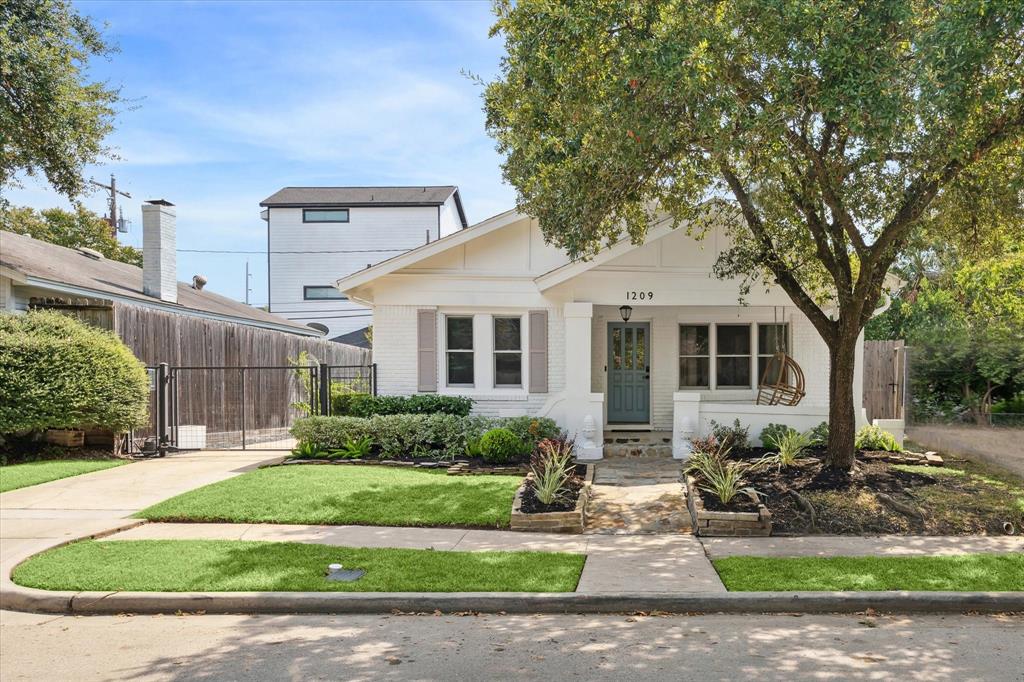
[585,458,692,534]
[104,522,726,593]
[701,535,1024,558]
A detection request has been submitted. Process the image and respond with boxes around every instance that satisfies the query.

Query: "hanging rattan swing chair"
[755,307,806,407]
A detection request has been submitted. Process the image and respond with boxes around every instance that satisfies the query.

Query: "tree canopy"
[1,0,121,199]
[1,205,142,266]
[485,0,1024,468]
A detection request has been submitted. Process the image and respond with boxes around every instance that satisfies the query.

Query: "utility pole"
[245,261,253,305]
[88,174,131,237]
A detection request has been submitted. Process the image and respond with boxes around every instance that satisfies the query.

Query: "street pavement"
[1,610,1021,681]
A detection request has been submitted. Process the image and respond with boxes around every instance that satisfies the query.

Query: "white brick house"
[260,186,466,339]
[337,209,874,459]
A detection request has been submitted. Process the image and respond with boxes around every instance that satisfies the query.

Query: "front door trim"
[606,321,651,424]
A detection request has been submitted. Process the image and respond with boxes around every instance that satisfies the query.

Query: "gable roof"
[335,209,525,292]
[260,186,467,227]
[0,230,319,336]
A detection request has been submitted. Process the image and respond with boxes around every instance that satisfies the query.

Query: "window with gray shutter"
[528,310,548,393]
[417,309,437,392]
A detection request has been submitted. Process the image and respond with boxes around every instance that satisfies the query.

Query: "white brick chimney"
[142,199,177,303]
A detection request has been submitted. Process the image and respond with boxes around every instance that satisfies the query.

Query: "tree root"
[787,489,817,532]
[875,492,925,521]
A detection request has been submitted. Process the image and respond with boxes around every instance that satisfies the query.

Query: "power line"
[177,248,410,254]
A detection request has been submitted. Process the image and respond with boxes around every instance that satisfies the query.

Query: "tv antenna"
[88,174,132,237]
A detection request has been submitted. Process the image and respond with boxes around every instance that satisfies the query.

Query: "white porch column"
[672,391,702,459]
[563,302,604,460]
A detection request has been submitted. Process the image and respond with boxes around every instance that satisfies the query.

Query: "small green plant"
[855,424,902,452]
[479,428,524,463]
[292,441,325,459]
[529,437,576,506]
[464,436,484,458]
[809,421,829,446]
[761,429,813,469]
[710,418,750,452]
[328,436,373,460]
[685,450,760,506]
[760,423,797,450]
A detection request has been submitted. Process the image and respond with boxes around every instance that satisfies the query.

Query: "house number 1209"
[626,291,654,301]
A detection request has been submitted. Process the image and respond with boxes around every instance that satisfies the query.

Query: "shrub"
[345,394,473,418]
[530,437,576,506]
[685,450,760,506]
[760,423,798,450]
[689,434,723,456]
[329,388,369,416]
[502,416,561,453]
[809,421,829,446]
[710,418,750,451]
[855,424,902,452]
[0,311,149,435]
[479,427,524,463]
[761,429,813,469]
[291,441,325,459]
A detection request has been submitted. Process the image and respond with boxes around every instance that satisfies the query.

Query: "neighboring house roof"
[0,230,320,336]
[260,186,468,228]
[330,326,371,349]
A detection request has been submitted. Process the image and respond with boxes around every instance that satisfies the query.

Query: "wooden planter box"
[685,475,772,537]
[510,470,591,533]
[45,429,85,447]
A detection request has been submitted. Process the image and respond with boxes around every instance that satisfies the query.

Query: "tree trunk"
[825,333,859,470]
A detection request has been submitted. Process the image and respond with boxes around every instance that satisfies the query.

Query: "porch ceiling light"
[619,305,632,322]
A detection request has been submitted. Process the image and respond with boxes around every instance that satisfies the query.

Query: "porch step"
[603,431,673,459]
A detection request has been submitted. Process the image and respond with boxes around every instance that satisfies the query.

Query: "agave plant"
[686,448,760,506]
[530,437,576,506]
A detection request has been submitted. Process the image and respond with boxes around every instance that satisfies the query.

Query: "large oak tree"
[484,0,1024,469]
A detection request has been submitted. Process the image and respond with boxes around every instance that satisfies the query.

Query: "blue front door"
[607,322,650,424]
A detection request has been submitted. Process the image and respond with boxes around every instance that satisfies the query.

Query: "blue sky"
[6,0,513,304]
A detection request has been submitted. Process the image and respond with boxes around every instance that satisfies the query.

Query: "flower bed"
[510,465,592,533]
[685,475,772,537]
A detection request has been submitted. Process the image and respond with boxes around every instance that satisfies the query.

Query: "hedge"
[336,393,474,418]
[290,414,560,461]
[0,311,149,434]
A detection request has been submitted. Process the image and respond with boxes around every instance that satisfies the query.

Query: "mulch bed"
[695,448,1024,536]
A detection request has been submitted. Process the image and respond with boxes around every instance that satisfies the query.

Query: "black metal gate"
[127,362,376,454]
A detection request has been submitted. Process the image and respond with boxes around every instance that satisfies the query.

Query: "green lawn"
[0,459,126,493]
[12,539,585,593]
[137,465,523,528]
[713,553,1024,592]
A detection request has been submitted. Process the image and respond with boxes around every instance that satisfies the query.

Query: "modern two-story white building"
[260,186,467,340]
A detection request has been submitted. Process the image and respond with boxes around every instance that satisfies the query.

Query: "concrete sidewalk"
[103,522,726,594]
[701,535,1024,558]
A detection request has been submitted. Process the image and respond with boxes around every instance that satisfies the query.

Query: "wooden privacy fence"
[863,340,907,422]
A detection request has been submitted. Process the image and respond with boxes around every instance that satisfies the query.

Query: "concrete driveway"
[0,451,279,570]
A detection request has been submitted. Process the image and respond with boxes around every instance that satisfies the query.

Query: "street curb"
[3,583,1022,616]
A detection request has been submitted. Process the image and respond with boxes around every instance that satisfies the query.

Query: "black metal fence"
[126,362,376,455]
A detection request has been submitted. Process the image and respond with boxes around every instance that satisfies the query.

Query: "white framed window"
[445,316,474,386]
[303,285,347,300]
[678,324,710,388]
[757,323,790,381]
[493,316,522,387]
[302,208,350,223]
[715,324,752,388]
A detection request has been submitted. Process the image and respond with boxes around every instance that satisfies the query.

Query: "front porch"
[551,301,850,461]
